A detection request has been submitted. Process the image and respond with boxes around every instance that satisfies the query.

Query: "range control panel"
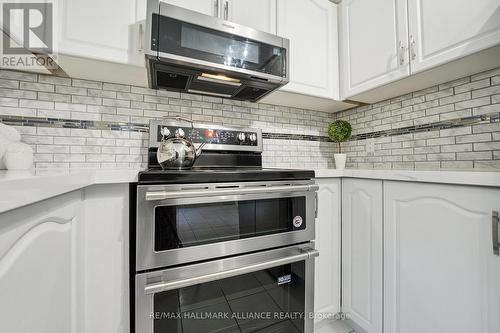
[149,119,263,152]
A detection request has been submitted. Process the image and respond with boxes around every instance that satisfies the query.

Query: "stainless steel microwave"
[145,1,290,102]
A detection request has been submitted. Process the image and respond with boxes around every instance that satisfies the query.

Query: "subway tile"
[72,78,102,89]
[20,82,54,92]
[37,92,71,103]
[473,142,500,151]
[88,88,117,98]
[56,85,87,96]
[0,87,36,99]
[439,92,470,106]
[0,70,37,82]
[0,97,18,107]
[473,104,499,116]
[456,133,492,143]
[102,82,131,92]
[441,144,472,153]
[38,75,71,86]
[441,161,473,169]
[474,160,500,169]
[454,96,490,110]
[457,151,492,160]
[439,127,471,137]
[454,78,490,93]
[471,68,500,81]
[471,85,500,98]
[19,99,54,109]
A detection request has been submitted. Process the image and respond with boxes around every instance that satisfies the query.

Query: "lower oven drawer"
[135,243,318,333]
[136,181,318,271]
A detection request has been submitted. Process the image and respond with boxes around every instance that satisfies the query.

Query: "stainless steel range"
[132,119,319,333]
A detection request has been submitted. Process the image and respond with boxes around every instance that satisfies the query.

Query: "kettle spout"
[195,143,206,157]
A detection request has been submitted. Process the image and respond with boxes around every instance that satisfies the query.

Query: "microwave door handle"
[145,184,320,201]
[144,248,319,294]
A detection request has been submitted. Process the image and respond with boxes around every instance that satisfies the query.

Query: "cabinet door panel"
[227,0,276,34]
[342,179,383,333]
[340,0,409,98]
[59,0,145,66]
[161,0,217,16]
[314,179,341,324]
[0,191,83,333]
[384,181,500,333]
[277,0,339,99]
[408,0,500,73]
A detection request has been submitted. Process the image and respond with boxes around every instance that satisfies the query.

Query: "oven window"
[154,197,306,251]
[153,262,305,333]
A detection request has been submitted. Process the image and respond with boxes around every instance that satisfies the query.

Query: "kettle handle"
[162,116,194,129]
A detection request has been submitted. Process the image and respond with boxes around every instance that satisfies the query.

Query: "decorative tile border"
[0,115,149,133]
[1,111,498,143]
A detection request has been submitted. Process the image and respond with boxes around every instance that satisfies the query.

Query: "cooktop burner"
[138,168,315,184]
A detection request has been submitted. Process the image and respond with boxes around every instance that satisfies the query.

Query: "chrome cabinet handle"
[315,192,318,218]
[398,41,406,65]
[410,35,416,60]
[223,1,229,20]
[145,184,320,201]
[493,211,499,256]
[144,248,319,294]
[214,0,220,17]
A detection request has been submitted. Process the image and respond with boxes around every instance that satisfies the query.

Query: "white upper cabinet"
[342,179,383,333]
[161,0,217,16]
[407,0,500,73]
[340,0,409,98]
[58,0,146,66]
[277,0,340,100]
[384,181,500,333]
[225,0,277,34]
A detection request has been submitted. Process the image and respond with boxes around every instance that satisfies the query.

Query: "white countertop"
[0,168,499,214]
[0,169,140,214]
[314,169,500,187]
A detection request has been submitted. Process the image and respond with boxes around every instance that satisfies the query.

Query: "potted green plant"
[328,120,352,169]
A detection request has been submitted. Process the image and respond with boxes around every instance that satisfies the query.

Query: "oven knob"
[237,132,246,142]
[175,128,185,138]
[160,127,171,137]
[249,133,257,142]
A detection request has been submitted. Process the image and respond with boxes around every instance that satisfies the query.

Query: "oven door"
[135,244,318,333]
[136,181,318,271]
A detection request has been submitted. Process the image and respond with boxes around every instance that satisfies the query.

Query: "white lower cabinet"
[0,190,84,333]
[314,178,342,325]
[342,179,383,333]
[0,184,130,333]
[384,181,500,333]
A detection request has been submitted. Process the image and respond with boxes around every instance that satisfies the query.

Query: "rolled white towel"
[0,123,21,142]
[4,142,34,170]
[0,138,9,169]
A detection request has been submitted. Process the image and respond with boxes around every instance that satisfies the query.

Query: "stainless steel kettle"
[156,117,205,170]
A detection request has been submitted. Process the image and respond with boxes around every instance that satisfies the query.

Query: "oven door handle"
[145,184,319,201]
[143,247,319,295]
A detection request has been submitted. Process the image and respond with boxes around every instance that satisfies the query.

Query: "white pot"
[4,142,34,170]
[0,138,9,170]
[334,153,347,170]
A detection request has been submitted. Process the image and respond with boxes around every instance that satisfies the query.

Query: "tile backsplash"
[0,69,337,169]
[334,67,500,170]
[0,67,499,171]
